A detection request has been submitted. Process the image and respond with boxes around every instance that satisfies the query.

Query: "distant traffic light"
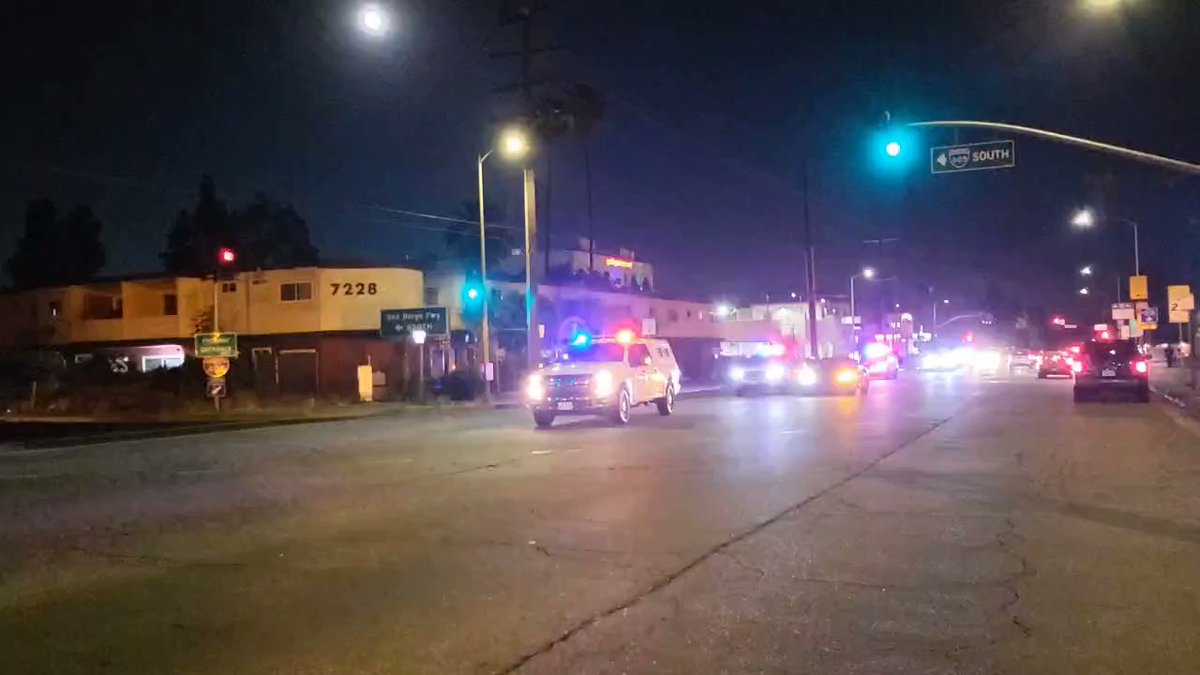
[217,247,236,265]
[884,140,902,158]
[462,280,484,318]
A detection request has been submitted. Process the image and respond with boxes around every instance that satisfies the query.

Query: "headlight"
[729,366,745,382]
[765,363,785,383]
[525,374,545,400]
[973,350,1002,369]
[593,369,614,397]
[797,366,818,386]
[835,368,858,384]
[922,353,942,369]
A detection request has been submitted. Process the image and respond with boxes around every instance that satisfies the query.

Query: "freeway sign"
[195,332,237,358]
[1111,302,1135,321]
[930,140,1015,174]
[1138,306,1159,330]
[381,307,449,339]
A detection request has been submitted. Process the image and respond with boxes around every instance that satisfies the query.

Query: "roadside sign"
[1167,285,1194,323]
[380,307,448,339]
[195,332,238,358]
[1138,306,1158,330]
[930,140,1015,174]
[1129,275,1148,301]
[202,356,231,379]
[1111,302,1135,321]
[206,377,227,398]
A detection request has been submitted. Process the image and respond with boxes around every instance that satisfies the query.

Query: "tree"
[5,199,105,289]
[161,176,319,275]
[161,175,233,275]
[236,193,319,270]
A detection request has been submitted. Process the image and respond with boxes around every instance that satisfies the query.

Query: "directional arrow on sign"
[936,153,947,167]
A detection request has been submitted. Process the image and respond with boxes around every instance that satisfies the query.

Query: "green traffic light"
[885,141,901,157]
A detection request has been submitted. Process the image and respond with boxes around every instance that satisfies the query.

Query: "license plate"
[556,402,575,411]
[1101,369,1116,377]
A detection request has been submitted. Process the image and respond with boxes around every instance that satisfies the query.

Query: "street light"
[476,126,532,402]
[355,3,392,39]
[1080,265,1093,276]
[849,267,876,329]
[1079,287,1090,296]
[1071,207,1140,275]
[933,298,950,329]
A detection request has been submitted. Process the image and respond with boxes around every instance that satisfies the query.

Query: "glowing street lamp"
[850,267,877,327]
[1071,207,1140,274]
[476,125,533,401]
[1080,265,1093,276]
[1079,287,1090,296]
[356,4,392,39]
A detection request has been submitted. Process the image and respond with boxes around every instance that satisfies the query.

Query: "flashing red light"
[1069,345,1081,355]
[218,247,236,265]
[964,332,975,343]
[1134,360,1148,374]
[615,328,636,345]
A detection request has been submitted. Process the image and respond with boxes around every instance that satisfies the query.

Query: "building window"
[667,309,680,322]
[49,301,62,318]
[424,287,439,305]
[280,281,313,302]
[221,282,237,293]
[142,355,185,372]
[163,294,178,316]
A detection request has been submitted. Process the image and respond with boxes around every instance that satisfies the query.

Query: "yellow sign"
[1168,285,1194,311]
[202,356,231,379]
[1129,275,1148,301]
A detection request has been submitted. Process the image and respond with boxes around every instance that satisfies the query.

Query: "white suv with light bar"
[525,330,681,428]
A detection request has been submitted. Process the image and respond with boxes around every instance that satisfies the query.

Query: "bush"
[435,368,485,401]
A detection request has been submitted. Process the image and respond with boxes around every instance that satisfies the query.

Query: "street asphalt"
[2,372,1199,674]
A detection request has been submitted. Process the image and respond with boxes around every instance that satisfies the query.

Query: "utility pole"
[493,1,555,370]
[801,156,819,359]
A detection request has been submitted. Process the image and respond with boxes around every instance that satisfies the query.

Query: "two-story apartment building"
[0,267,424,397]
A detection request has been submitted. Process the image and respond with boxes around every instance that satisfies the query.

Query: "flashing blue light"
[570,332,592,347]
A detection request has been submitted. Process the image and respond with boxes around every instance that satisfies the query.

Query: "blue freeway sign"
[931,140,1015,174]
[380,307,449,339]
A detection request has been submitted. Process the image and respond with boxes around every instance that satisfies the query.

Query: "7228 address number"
[330,282,377,296]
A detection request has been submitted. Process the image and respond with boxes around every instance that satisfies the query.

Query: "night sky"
[4,0,1199,321]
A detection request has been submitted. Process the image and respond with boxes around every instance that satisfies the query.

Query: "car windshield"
[561,343,625,363]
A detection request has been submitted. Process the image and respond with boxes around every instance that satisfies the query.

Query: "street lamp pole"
[523,167,539,371]
[849,268,875,332]
[476,151,494,403]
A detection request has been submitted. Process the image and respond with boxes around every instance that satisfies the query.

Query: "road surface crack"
[493,416,955,674]
[995,517,1036,638]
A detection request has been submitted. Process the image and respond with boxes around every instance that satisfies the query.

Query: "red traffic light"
[218,247,236,265]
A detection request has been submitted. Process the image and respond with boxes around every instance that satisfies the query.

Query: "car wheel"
[656,386,675,416]
[611,388,632,425]
[533,410,555,428]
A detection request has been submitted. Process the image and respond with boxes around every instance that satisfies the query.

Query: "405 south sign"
[931,140,1016,174]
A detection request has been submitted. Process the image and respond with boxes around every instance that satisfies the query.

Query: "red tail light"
[1133,360,1148,374]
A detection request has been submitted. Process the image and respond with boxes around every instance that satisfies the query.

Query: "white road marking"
[530,450,552,455]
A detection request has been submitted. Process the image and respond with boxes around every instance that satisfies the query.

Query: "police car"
[525,329,681,428]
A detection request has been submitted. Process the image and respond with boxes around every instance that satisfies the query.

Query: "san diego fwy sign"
[930,139,1015,174]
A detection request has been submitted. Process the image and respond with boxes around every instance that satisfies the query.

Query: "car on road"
[1037,350,1074,378]
[726,354,800,395]
[1008,348,1037,373]
[525,332,681,427]
[1073,339,1150,403]
[795,358,869,396]
[860,342,899,380]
